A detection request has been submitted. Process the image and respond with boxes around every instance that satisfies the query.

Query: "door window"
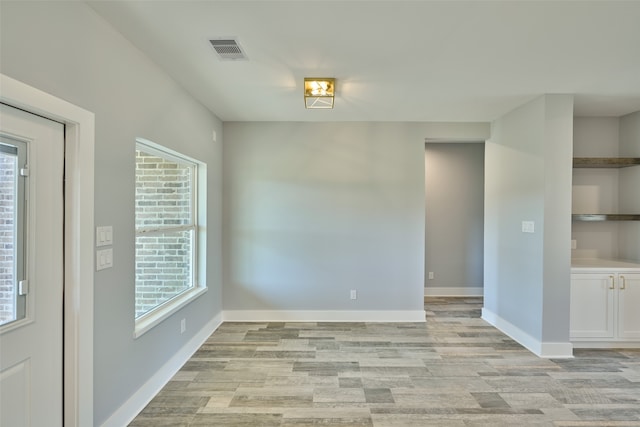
[0,138,26,326]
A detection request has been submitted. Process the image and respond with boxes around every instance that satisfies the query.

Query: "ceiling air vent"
[209,38,248,61]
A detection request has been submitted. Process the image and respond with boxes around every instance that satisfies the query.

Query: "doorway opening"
[424,142,485,303]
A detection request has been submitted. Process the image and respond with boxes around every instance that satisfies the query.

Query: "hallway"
[130,298,640,426]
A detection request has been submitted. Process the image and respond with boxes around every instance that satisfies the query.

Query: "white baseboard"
[538,342,574,358]
[481,308,573,358]
[572,341,640,349]
[223,310,426,323]
[100,312,223,427]
[424,286,483,297]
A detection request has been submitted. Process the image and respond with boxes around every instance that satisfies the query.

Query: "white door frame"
[0,73,95,427]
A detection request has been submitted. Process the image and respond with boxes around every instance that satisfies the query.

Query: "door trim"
[1,73,95,427]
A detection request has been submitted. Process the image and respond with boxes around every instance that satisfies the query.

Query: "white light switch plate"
[96,248,113,271]
[96,226,113,247]
[521,221,535,233]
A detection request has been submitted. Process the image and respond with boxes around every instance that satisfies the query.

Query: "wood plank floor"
[129,297,640,426]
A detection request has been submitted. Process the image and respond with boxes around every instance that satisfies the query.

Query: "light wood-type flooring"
[130,297,640,426]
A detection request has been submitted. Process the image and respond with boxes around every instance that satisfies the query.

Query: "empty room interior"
[1,1,640,426]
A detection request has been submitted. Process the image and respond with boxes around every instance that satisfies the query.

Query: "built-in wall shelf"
[572,214,640,222]
[573,157,640,168]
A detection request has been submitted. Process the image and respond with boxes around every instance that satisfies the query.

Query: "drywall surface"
[484,95,573,346]
[573,117,619,157]
[223,122,489,313]
[0,2,223,424]
[541,96,574,345]
[571,113,639,263]
[619,111,640,261]
[223,122,423,311]
[424,143,484,290]
[572,117,621,259]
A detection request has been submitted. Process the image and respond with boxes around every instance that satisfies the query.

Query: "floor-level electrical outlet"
[350,290,357,300]
[428,272,434,280]
[571,239,577,249]
[180,318,186,334]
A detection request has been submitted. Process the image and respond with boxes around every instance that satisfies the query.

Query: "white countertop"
[571,258,640,272]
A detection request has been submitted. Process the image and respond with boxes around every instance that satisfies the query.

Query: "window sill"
[134,286,207,339]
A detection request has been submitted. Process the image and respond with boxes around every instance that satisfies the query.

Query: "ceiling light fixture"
[304,78,335,109]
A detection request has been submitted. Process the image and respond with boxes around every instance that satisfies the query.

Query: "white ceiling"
[88,1,640,122]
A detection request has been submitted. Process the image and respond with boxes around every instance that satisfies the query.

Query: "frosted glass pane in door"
[0,144,22,326]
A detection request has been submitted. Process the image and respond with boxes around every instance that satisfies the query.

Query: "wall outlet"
[180,318,186,334]
[350,289,357,300]
[521,221,535,233]
[571,239,577,250]
[428,272,434,280]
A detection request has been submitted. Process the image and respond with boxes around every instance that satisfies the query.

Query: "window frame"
[0,137,27,329]
[134,138,207,338]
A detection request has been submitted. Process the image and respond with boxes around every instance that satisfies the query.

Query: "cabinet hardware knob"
[620,275,626,290]
[609,275,615,290]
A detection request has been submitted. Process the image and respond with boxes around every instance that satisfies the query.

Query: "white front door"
[0,103,64,426]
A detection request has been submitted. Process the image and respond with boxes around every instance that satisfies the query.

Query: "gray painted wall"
[619,111,640,261]
[0,2,223,424]
[572,117,621,259]
[540,96,575,344]
[571,114,640,262]
[484,95,573,345]
[222,122,489,312]
[424,143,484,289]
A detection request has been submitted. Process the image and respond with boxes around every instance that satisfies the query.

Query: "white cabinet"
[570,273,615,339]
[570,271,640,345]
[618,273,640,339]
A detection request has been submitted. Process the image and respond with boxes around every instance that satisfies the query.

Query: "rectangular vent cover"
[209,38,247,60]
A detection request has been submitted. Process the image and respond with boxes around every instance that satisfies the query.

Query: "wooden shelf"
[572,157,640,222]
[573,158,640,168]
[572,214,640,222]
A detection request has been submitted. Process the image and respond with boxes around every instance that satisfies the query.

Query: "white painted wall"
[424,143,484,293]
[223,122,489,314]
[0,2,223,424]
[483,95,573,356]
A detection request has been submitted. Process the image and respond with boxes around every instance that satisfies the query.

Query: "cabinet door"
[570,273,615,339]
[618,273,640,339]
